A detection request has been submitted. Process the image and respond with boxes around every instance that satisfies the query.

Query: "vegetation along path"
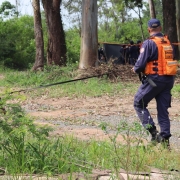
[22,80,180,150]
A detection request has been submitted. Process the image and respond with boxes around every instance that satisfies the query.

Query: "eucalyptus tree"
[176,0,180,56]
[63,0,146,43]
[63,0,82,36]
[32,0,44,71]
[79,0,98,69]
[142,0,162,21]
[63,0,130,39]
[148,0,156,18]
[0,1,17,19]
[162,0,179,59]
[42,0,67,66]
[123,0,145,40]
[98,0,131,42]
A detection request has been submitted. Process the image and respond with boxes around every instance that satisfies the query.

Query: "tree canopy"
[0,0,179,69]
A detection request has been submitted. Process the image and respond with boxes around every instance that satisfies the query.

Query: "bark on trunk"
[32,0,44,71]
[79,0,98,69]
[42,0,67,66]
[148,0,156,19]
[176,0,180,59]
[162,0,179,59]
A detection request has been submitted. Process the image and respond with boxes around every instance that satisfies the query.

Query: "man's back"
[129,45,139,59]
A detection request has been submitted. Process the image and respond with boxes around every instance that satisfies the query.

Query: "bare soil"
[21,67,180,149]
[22,95,180,148]
[1,65,180,179]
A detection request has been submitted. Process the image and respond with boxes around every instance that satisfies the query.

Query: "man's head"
[147,18,162,34]
[130,40,134,45]
[137,40,141,44]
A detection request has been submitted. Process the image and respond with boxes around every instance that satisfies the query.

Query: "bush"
[0,16,35,69]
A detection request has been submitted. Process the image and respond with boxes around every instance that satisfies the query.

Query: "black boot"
[157,134,171,150]
[147,125,158,142]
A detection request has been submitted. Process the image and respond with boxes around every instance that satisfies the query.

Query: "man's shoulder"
[142,38,156,47]
[130,45,137,49]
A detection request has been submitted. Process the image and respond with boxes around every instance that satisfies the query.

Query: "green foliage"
[142,0,163,30]
[98,17,148,43]
[0,15,35,69]
[65,28,81,65]
[99,120,180,177]
[98,0,163,44]
[0,65,129,98]
[0,20,16,65]
[0,1,17,18]
[172,84,180,98]
[0,68,180,177]
[0,0,164,70]
[0,91,90,175]
[124,0,143,8]
[0,92,52,173]
[0,64,79,89]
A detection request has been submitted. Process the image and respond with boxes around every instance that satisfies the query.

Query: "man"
[98,43,106,63]
[131,18,177,148]
[114,45,125,65]
[129,40,139,65]
[136,40,141,56]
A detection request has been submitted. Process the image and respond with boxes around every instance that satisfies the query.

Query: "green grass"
[0,65,180,179]
[0,65,138,98]
[0,108,180,176]
[1,65,179,98]
[172,83,180,98]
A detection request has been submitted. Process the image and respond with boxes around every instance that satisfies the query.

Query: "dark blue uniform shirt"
[129,45,139,59]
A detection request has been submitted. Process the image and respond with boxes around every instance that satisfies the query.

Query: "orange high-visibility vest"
[144,36,178,75]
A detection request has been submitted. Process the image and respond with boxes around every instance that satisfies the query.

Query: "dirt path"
[22,94,180,149]
[2,67,179,148]
[1,71,180,179]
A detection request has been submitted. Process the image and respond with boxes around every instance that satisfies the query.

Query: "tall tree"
[42,0,67,66]
[148,0,156,18]
[142,0,162,21]
[32,0,44,71]
[98,0,130,41]
[176,0,180,58]
[63,0,82,35]
[124,0,145,40]
[15,0,20,17]
[0,1,17,18]
[162,0,179,59]
[79,0,98,69]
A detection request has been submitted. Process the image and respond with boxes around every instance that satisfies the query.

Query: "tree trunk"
[176,0,180,59]
[162,0,179,59]
[42,0,67,66]
[15,0,19,17]
[148,0,156,18]
[79,0,98,69]
[32,0,44,71]
[137,7,145,41]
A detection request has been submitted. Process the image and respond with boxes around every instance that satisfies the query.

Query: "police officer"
[131,19,175,148]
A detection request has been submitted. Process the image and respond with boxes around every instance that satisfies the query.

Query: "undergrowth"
[0,92,180,178]
[0,65,180,179]
[0,64,139,98]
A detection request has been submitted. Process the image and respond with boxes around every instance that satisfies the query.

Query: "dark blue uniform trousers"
[134,79,174,138]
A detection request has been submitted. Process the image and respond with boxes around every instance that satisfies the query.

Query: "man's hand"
[131,67,135,73]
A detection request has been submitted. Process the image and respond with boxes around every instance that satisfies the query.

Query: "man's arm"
[133,40,154,74]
